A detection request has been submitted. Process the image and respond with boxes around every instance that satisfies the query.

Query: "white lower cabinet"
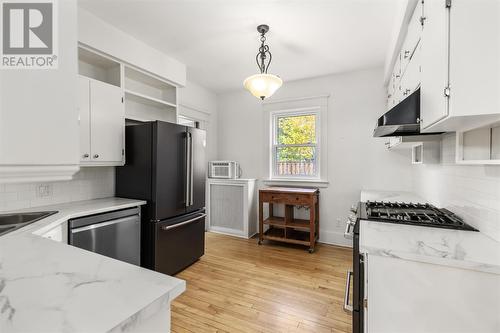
[365,255,500,333]
[78,76,125,166]
[41,222,68,244]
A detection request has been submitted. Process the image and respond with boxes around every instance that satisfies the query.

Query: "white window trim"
[269,106,322,181]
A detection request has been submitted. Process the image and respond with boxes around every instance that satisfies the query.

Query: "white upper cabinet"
[421,0,500,132]
[0,0,79,183]
[400,0,423,78]
[386,0,423,110]
[78,76,125,166]
[386,0,500,133]
[78,47,125,166]
[78,78,91,161]
[420,0,449,129]
[89,80,125,163]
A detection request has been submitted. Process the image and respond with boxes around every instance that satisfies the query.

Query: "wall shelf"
[124,66,176,105]
[125,89,177,108]
[411,142,440,165]
[78,46,121,87]
[456,124,500,165]
[386,135,442,150]
[123,65,178,123]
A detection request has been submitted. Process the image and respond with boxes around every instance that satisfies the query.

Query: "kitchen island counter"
[0,197,185,332]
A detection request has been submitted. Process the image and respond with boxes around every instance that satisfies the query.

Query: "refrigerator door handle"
[185,133,191,207]
[161,213,206,231]
[189,132,194,206]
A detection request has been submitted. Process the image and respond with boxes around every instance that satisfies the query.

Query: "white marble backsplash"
[0,167,115,211]
[412,133,500,242]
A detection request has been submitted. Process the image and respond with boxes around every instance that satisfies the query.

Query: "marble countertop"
[0,197,186,332]
[359,190,500,275]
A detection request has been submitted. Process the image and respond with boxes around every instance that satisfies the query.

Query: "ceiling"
[78,0,399,93]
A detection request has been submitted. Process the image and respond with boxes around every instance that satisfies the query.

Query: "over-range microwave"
[208,161,240,179]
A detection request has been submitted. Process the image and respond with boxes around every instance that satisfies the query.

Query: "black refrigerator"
[116,121,206,275]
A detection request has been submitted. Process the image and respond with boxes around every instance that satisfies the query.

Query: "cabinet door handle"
[93,154,99,159]
[343,270,353,312]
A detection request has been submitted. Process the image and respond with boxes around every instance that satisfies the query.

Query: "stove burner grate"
[364,201,477,231]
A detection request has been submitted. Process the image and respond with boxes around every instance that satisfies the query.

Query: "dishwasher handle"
[70,215,139,234]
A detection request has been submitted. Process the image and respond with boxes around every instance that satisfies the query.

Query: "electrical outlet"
[37,184,53,198]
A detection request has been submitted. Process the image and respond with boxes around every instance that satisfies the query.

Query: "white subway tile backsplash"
[413,133,500,241]
[0,167,115,212]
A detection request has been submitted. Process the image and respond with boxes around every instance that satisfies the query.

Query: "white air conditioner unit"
[208,161,240,179]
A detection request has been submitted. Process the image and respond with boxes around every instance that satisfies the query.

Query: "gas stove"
[362,201,478,231]
[345,200,477,333]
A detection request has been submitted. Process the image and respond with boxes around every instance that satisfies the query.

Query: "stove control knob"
[350,205,358,214]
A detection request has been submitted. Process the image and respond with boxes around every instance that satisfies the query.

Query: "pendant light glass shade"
[243,73,283,100]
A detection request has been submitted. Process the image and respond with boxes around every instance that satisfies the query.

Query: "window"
[271,109,320,179]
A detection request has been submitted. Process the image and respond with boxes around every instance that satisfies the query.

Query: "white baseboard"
[318,230,353,248]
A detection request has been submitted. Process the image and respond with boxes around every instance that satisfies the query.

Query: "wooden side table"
[258,187,319,253]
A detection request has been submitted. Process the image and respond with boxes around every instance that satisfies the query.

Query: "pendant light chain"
[256,30,272,74]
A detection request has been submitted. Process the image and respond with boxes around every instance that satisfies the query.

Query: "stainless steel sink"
[0,211,58,236]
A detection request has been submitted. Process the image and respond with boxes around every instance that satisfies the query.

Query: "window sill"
[262,178,329,188]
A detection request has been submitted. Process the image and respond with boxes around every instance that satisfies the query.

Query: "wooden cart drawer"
[260,192,311,205]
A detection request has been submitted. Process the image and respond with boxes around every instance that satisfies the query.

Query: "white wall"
[413,133,500,242]
[217,68,414,246]
[0,168,115,211]
[178,80,218,162]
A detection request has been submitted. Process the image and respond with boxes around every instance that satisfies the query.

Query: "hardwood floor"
[171,232,353,333]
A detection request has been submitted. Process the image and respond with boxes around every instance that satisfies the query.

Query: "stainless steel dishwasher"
[68,207,141,265]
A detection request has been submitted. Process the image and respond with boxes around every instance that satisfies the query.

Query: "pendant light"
[243,24,283,100]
